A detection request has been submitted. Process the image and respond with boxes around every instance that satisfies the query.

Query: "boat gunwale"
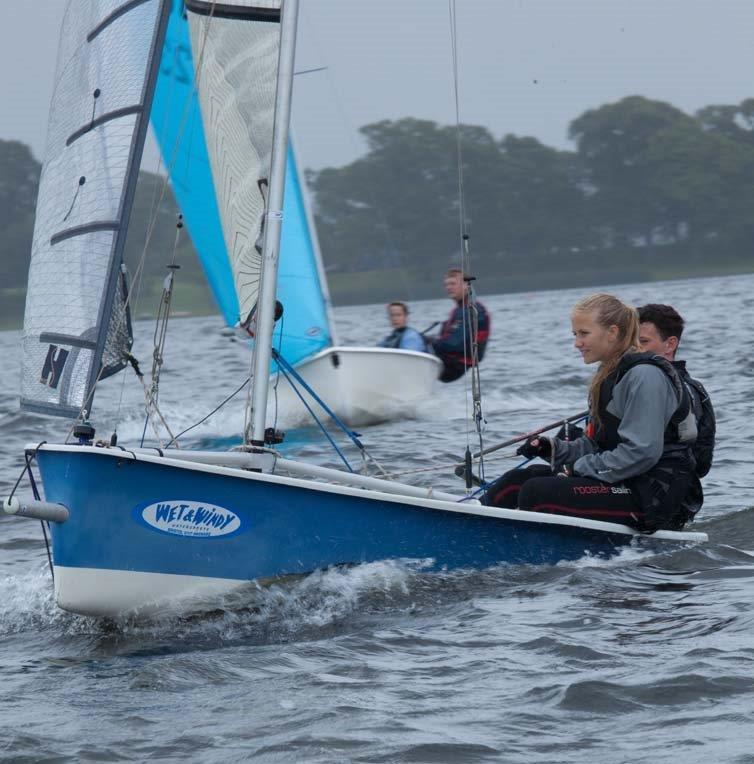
[29,443,708,544]
[299,345,444,366]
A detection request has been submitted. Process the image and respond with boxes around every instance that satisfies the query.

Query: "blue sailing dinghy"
[3,0,706,618]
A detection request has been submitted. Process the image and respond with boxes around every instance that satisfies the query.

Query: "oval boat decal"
[134,500,245,539]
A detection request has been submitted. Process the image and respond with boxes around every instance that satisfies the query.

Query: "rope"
[24,458,54,584]
[447,0,487,491]
[5,447,55,584]
[6,443,46,504]
[385,448,523,480]
[139,217,184,447]
[164,376,251,449]
[275,365,354,473]
[271,350,390,477]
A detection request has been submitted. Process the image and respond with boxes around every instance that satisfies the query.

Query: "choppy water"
[1,274,753,763]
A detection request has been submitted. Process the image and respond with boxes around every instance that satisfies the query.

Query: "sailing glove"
[555,423,585,441]
[516,437,552,460]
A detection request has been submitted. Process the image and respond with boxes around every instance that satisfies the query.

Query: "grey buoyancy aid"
[593,353,695,451]
[593,352,696,531]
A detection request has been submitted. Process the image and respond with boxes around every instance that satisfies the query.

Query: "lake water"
[1,274,753,763]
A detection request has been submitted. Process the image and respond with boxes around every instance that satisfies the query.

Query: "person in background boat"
[377,302,428,352]
[482,293,698,532]
[428,268,490,383]
[638,303,716,521]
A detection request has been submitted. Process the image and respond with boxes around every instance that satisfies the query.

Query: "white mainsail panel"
[186,0,282,325]
[21,0,168,418]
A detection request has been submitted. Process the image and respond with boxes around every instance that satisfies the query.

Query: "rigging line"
[19,452,56,584]
[269,350,389,478]
[270,312,286,436]
[142,220,183,440]
[447,0,473,453]
[133,368,179,446]
[448,0,489,486]
[274,365,354,473]
[297,4,415,301]
[385,449,523,480]
[164,375,251,449]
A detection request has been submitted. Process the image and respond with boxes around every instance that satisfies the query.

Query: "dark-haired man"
[638,303,716,521]
[429,268,491,383]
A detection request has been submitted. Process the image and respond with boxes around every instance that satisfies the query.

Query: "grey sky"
[1,1,752,172]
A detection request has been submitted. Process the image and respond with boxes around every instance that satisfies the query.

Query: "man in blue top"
[377,302,427,352]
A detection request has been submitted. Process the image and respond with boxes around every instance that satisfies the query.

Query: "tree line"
[308,96,754,301]
[2,95,754,326]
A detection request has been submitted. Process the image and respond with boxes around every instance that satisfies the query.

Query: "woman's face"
[571,310,620,364]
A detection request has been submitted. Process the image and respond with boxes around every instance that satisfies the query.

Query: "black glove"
[516,437,552,460]
[555,423,584,441]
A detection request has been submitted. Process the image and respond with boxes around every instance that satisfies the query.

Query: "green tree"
[0,140,40,287]
[569,96,695,246]
[695,99,754,146]
[645,121,754,248]
[308,118,589,281]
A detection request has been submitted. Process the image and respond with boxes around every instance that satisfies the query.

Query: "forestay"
[153,0,332,365]
[21,0,170,418]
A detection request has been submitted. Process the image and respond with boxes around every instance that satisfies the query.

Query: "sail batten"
[50,221,121,246]
[87,0,154,41]
[21,0,171,418]
[185,1,281,22]
[66,105,145,147]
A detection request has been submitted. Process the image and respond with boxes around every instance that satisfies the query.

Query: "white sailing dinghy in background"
[151,0,441,427]
[2,0,706,619]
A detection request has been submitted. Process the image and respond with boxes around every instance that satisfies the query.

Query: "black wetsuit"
[483,353,696,531]
[432,300,490,382]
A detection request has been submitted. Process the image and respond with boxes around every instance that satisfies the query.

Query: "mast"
[248,0,299,446]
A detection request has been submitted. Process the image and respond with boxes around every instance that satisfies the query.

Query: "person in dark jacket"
[429,268,490,383]
[377,302,427,352]
[638,303,716,521]
[482,293,697,531]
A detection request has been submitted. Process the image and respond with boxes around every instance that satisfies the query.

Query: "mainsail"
[153,0,332,366]
[21,0,170,418]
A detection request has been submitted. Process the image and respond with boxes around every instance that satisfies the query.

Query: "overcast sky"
[1,1,752,171]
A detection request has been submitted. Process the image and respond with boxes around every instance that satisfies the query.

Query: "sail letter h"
[40,345,70,389]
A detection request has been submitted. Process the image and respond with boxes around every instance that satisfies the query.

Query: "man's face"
[444,274,466,302]
[639,321,678,360]
[388,305,408,329]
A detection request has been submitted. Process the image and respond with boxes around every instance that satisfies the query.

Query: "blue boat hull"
[32,446,701,616]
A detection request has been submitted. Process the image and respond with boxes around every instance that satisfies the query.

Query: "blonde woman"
[482,294,697,531]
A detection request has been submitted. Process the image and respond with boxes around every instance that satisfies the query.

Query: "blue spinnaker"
[151,0,332,366]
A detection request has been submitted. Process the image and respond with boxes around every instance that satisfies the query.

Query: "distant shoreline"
[3,266,752,332]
